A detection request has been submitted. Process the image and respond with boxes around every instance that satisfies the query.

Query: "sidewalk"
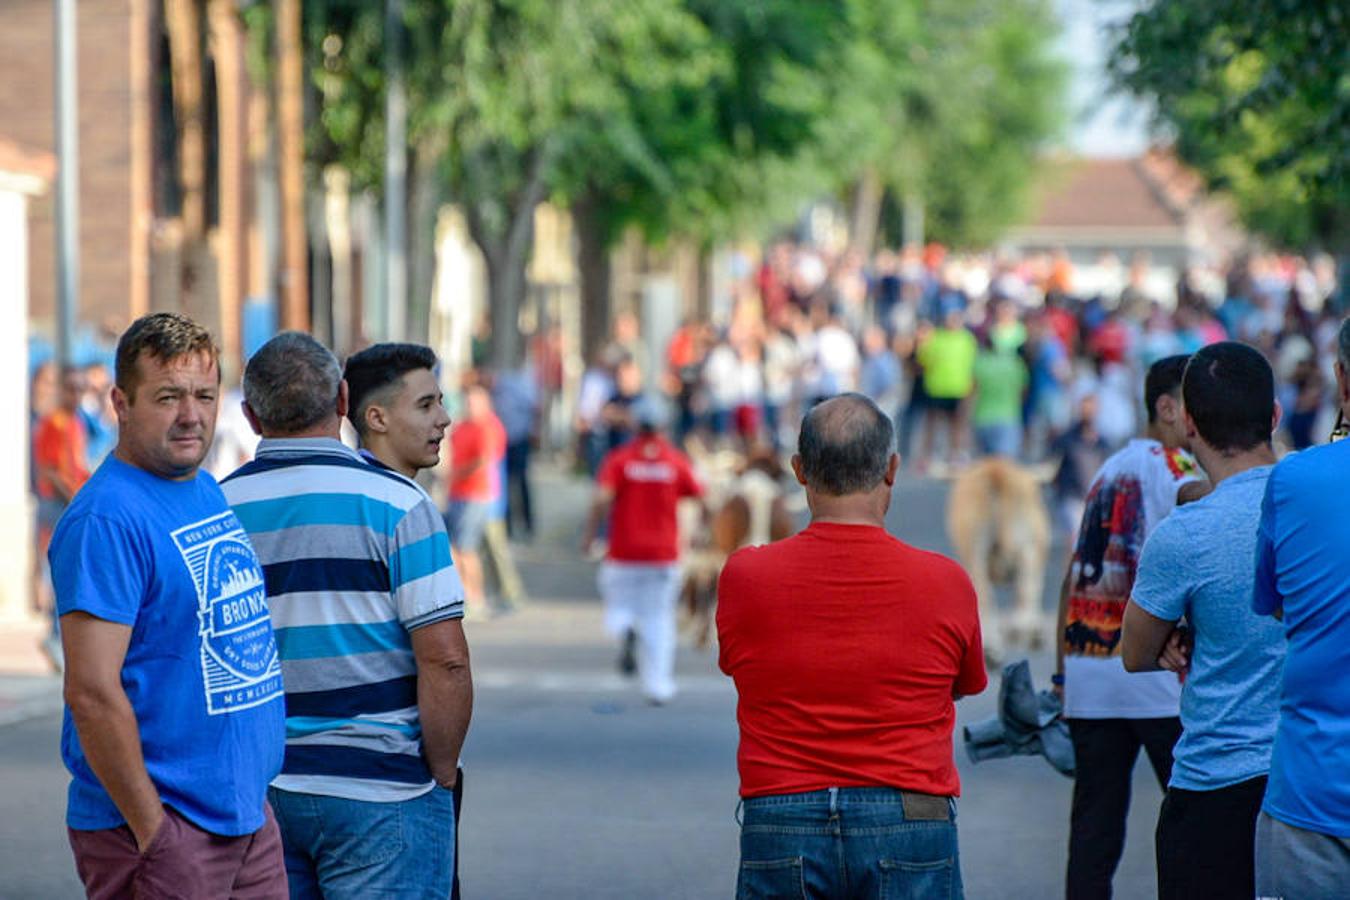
[0,615,60,726]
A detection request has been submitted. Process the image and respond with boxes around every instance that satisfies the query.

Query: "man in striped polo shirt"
[222,332,472,899]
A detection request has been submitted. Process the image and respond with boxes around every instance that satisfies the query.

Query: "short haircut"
[1182,341,1274,453]
[115,312,219,398]
[243,331,342,434]
[796,393,895,495]
[343,342,439,437]
[1144,354,1190,424]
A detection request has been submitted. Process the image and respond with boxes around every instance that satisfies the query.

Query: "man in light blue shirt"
[1250,317,1350,899]
[1122,342,1285,900]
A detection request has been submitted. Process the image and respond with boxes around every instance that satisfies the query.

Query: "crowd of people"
[25,234,1350,899]
[574,243,1343,483]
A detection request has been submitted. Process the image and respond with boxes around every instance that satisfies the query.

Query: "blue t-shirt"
[1253,440,1350,836]
[52,456,285,835]
[1132,465,1285,791]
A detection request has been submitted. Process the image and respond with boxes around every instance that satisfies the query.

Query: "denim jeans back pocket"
[317,796,405,868]
[736,857,806,900]
[879,855,954,900]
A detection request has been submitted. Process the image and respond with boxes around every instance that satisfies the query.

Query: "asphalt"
[0,465,1166,899]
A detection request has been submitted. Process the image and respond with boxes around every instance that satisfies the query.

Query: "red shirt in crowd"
[717,522,986,799]
[597,434,702,563]
[448,414,506,503]
[34,408,90,502]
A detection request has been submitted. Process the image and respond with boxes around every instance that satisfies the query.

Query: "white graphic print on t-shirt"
[172,511,283,715]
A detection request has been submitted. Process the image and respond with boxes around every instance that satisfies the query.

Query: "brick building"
[2,0,146,338]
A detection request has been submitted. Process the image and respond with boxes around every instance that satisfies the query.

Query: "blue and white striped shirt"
[221,437,465,802]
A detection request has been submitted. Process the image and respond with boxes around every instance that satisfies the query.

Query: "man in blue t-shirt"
[53,313,286,899]
[1122,342,1285,900]
[1251,317,1350,898]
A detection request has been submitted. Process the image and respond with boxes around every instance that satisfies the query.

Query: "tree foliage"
[1109,1,1350,250]
[286,0,1067,356]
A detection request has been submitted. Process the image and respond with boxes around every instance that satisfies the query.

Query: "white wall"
[0,186,33,622]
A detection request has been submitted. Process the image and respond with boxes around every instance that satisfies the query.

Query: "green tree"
[822,0,1067,251]
[1109,1,1350,253]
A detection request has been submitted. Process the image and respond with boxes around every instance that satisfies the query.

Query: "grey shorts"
[445,500,491,552]
[1255,810,1350,899]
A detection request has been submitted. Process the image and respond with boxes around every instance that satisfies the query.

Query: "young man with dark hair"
[1053,354,1205,900]
[1122,341,1285,900]
[718,393,985,898]
[343,342,447,478]
[342,341,469,900]
[55,313,287,899]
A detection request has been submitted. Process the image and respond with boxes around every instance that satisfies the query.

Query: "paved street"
[0,468,1165,899]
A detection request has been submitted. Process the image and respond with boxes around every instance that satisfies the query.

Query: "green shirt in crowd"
[918,327,978,399]
[971,349,1029,426]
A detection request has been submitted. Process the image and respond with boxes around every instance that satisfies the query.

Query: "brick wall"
[1,0,134,337]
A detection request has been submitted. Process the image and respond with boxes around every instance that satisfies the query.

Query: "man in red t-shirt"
[717,393,986,898]
[582,396,702,704]
[447,386,506,616]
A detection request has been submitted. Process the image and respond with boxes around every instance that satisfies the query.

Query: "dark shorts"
[445,500,491,552]
[68,803,286,900]
[927,396,961,414]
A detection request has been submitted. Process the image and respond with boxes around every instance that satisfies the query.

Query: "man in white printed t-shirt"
[1053,354,1208,900]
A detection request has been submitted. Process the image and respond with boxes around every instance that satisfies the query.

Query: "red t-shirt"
[716,522,987,799]
[449,415,506,502]
[597,435,702,563]
[34,409,90,501]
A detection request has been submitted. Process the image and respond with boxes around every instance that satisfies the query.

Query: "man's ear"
[1156,392,1179,426]
[1272,399,1283,434]
[790,454,808,487]
[884,452,900,486]
[111,385,130,420]
[241,400,263,437]
[1183,407,1199,441]
[1336,360,1349,408]
[365,402,389,436]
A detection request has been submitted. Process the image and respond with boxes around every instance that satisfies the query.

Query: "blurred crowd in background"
[25,240,1345,638]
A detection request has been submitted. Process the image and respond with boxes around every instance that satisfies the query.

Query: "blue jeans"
[736,787,963,899]
[269,785,454,899]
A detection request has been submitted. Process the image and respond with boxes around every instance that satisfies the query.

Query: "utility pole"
[383,0,408,341]
[54,0,79,366]
[276,0,309,331]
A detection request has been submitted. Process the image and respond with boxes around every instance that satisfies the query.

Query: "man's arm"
[61,612,165,851]
[1053,566,1072,695]
[411,619,473,788]
[1120,600,1181,673]
[1177,480,1211,505]
[580,487,614,555]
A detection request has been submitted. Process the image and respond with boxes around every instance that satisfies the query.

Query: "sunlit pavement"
[0,466,1163,898]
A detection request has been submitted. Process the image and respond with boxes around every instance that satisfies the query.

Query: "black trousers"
[1066,717,1182,900]
[504,438,533,537]
[1156,775,1267,900]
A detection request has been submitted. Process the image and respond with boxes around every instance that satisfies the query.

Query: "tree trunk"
[407,142,443,345]
[573,193,611,363]
[165,0,206,241]
[207,0,247,380]
[902,191,925,249]
[275,0,309,330]
[464,145,553,371]
[696,242,713,322]
[850,167,883,256]
[129,0,153,321]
